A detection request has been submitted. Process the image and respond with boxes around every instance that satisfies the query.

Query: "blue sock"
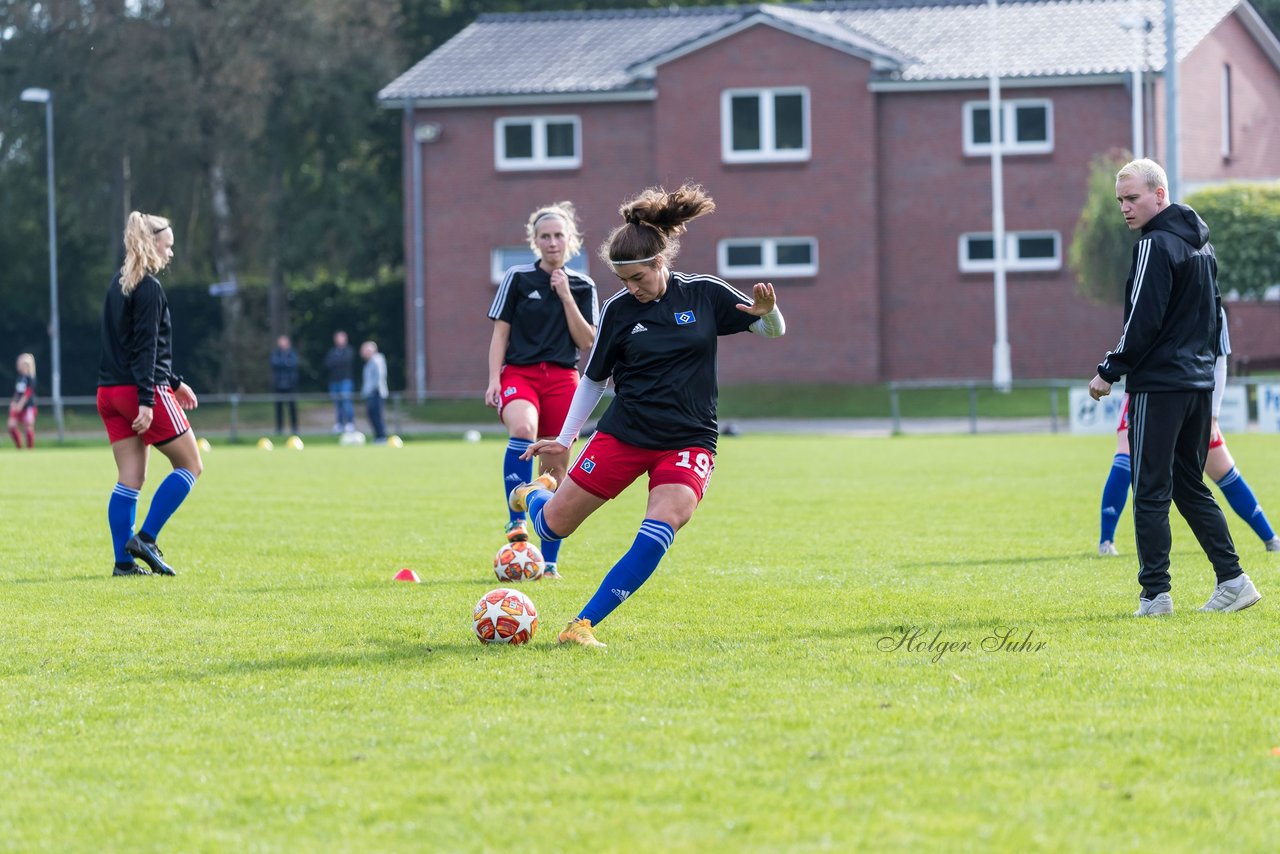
[504,438,533,524]
[1100,453,1130,543]
[1216,467,1277,542]
[527,487,563,542]
[579,520,675,626]
[108,484,140,563]
[139,468,197,541]
[540,536,561,566]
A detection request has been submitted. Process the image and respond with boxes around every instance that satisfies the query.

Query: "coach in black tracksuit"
[1089,159,1258,615]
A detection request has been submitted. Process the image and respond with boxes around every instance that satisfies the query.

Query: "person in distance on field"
[360,340,389,443]
[270,334,300,436]
[8,352,37,449]
[485,201,599,579]
[325,330,356,433]
[1097,309,1279,556]
[511,183,786,647]
[97,212,203,577]
[1088,158,1259,616]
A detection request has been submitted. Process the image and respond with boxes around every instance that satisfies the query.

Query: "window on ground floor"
[717,236,818,278]
[958,231,1061,272]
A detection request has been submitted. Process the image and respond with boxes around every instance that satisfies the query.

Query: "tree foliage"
[1185,183,1280,298]
[1068,149,1136,305]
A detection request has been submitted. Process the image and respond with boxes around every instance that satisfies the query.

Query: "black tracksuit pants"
[1128,390,1242,598]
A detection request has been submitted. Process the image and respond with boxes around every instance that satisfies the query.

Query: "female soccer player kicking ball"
[510,183,785,647]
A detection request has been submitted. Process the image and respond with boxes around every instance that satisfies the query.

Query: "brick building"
[379,0,1280,394]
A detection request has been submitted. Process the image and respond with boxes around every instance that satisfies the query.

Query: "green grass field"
[3,432,1279,851]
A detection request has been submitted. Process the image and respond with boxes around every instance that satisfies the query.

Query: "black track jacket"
[1097,203,1221,392]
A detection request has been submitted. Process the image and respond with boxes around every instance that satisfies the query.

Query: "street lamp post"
[20,87,64,442]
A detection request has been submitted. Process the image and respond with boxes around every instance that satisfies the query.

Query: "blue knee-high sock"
[579,520,675,626]
[1216,467,1277,542]
[1100,453,1131,543]
[540,536,562,566]
[139,468,197,541]
[504,438,533,523]
[527,488,564,542]
[108,484,140,564]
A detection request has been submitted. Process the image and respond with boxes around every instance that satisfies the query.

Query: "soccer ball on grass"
[494,540,544,582]
[472,587,538,645]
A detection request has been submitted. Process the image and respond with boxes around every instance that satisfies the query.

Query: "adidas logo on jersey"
[527,290,542,299]
[630,323,648,334]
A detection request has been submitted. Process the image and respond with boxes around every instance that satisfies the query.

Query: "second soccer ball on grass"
[494,541,544,582]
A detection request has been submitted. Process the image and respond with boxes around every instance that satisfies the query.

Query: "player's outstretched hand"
[736,282,777,317]
[521,438,570,463]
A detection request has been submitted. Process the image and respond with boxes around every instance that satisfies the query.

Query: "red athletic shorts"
[1117,395,1129,432]
[97,385,190,445]
[7,406,36,426]
[567,431,715,502]
[497,362,579,438]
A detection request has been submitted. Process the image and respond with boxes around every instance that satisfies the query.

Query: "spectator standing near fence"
[8,353,37,449]
[1089,158,1260,616]
[360,340,389,443]
[270,334,300,436]
[325,330,355,433]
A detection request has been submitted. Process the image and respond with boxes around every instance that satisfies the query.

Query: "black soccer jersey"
[488,262,599,368]
[98,273,182,407]
[12,374,35,410]
[586,271,757,453]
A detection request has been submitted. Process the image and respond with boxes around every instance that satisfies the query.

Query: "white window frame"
[962,99,1053,155]
[494,115,581,171]
[720,87,811,164]
[490,247,589,285]
[717,237,818,278]
[958,231,1061,273]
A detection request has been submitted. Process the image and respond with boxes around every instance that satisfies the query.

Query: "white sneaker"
[1265,536,1280,553]
[1134,592,1173,616]
[1199,574,1262,612]
[1099,540,1119,556]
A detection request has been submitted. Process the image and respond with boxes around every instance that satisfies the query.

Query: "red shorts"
[97,385,190,445]
[497,362,579,438]
[1209,424,1225,449]
[567,431,715,502]
[7,406,36,426]
[1117,395,1129,432]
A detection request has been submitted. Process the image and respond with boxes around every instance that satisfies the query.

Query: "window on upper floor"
[721,88,810,163]
[958,231,1061,273]
[495,116,581,171]
[963,99,1053,155]
[717,237,818,278]
[491,247,589,285]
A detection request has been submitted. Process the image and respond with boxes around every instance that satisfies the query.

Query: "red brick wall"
[877,85,1132,380]
[412,101,656,393]
[649,24,882,384]
[1180,13,1280,182]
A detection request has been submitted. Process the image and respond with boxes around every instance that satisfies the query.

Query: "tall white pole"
[21,87,63,441]
[408,102,428,401]
[1164,0,1180,198]
[988,0,1012,390]
[1127,3,1145,158]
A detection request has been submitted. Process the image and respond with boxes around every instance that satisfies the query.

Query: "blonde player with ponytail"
[96,212,203,577]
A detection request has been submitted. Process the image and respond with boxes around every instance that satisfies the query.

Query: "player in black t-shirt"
[485,202,599,578]
[8,353,37,449]
[509,184,785,647]
[96,212,203,578]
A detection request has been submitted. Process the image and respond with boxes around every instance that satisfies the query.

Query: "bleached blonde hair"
[119,211,172,294]
[1116,159,1169,195]
[17,353,35,376]
[525,202,583,260]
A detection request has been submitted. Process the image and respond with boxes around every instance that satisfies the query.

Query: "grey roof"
[379,0,1252,102]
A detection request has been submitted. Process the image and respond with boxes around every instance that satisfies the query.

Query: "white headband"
[609,254,659,266]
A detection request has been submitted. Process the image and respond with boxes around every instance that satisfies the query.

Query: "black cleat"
[126,535,177,576]
[112,562,152,577]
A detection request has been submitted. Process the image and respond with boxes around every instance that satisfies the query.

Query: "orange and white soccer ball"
[472,587,538,645]
[494,540,544,582]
